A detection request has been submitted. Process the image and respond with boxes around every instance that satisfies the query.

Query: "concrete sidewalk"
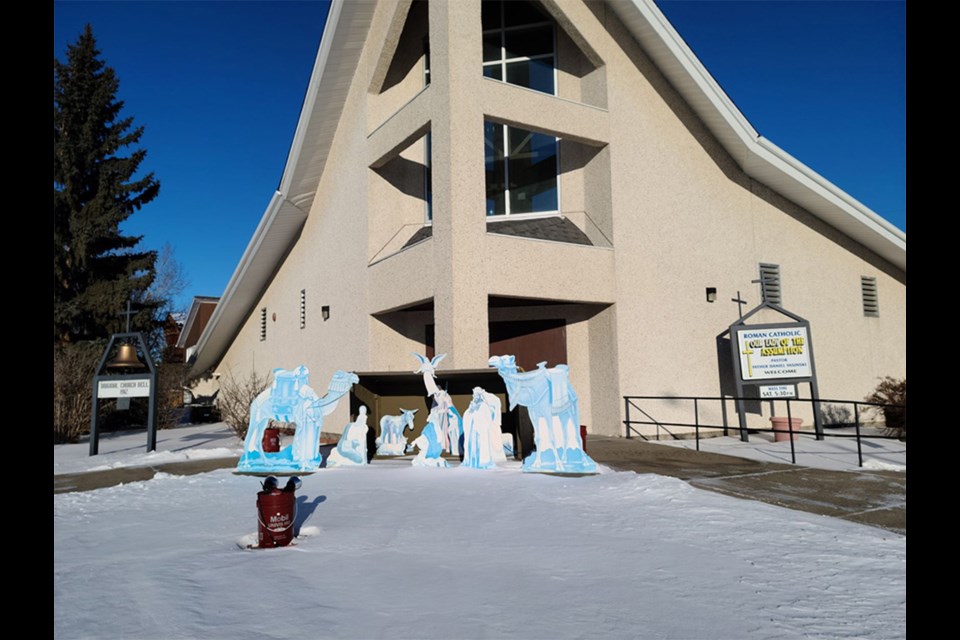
[586,435,905,535]
[54,432,905,535]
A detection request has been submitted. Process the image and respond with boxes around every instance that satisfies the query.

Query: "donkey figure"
[376,408,417,456]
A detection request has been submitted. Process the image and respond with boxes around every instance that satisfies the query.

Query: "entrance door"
[488,319,567,371]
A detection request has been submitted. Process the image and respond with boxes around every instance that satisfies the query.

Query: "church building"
[189,0,906,439]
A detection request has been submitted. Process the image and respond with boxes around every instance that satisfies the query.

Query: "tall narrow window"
[260,308,267,341]
[861,276,879,317]
[424,132,432,221]
[759,263,781,305]
[485,121,558,216]
[482,0,555,95]
[423,36,430,86]
[299,290,307,329]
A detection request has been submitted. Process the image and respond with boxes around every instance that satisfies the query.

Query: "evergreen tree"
[54,25,160,344]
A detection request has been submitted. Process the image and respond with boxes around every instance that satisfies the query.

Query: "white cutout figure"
[412,352,462,456]
[376,409,417,456]
[413,352,446,397]
[326,406,369,468]
[411,414,449,467]
[462,386,506,469]
[237,367,357,473]
[488,355,596,474]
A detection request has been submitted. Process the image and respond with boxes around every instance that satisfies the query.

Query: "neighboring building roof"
[190,0,906,377]
[176,296,221,350]
[164,313,187,352]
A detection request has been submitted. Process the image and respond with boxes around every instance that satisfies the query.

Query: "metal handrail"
[622,395,905,468]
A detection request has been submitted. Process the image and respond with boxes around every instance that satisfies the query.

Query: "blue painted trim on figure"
[489,355,598,474]
[237,367,357,473]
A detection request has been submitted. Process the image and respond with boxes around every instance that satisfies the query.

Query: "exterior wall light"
[706,287,717,303]
[321,305,330,321]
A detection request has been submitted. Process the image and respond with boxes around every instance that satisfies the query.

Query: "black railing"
[623,395,905,468]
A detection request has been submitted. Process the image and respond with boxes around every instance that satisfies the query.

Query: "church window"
[423,36,430,87]
[425,132,433,220]
[482,0,555,95]
[485,121,558,216]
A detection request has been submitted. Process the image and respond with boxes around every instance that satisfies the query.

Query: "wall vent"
[861,276,879,317]
[759,263,781,305]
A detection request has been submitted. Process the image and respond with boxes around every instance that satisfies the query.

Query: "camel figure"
[237,367,357,473]
[488,355,596,474]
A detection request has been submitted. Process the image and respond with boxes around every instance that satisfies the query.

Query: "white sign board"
[98,379,151,398]
[737,326,811,381]
[760,385,796,399]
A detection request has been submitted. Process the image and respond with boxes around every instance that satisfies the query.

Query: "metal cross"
[731,290,747,319]
[119,300,138,333]
[740,343,754,378]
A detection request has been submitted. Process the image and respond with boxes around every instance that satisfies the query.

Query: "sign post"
[727,302,823,442]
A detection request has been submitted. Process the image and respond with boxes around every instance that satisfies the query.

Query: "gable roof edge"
[278,0,345,199]
[189,0,367,377]
[611,0,905,268]
[191,192,307,376]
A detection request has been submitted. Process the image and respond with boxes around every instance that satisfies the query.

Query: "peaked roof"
[190,0,906,377]
[176,296,220,349]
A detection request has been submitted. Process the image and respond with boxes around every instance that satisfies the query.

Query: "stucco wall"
[213,0,905,439]
[587,0,905,433]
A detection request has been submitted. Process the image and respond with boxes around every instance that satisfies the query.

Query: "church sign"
[735,326,811,381]
[759,384,797,399]
[726,302,824,442]
[97,379,152,398]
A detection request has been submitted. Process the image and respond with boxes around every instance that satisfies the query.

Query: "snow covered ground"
[54,422,243,476]
[54,425,905,639]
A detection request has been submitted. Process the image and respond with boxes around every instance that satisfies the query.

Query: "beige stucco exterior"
[201,0,905,438]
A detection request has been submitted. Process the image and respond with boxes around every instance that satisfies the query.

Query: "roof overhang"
[192,0,905,377]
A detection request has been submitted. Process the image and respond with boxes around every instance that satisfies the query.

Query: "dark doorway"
[488,319,567,371]
[425,323,434,359]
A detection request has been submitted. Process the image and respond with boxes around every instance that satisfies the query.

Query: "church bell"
[107,344,145,371]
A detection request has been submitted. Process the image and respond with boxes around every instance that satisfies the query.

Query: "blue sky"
[54,0,905,313]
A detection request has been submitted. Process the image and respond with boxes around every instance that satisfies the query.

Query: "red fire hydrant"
[256,476,300,548]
